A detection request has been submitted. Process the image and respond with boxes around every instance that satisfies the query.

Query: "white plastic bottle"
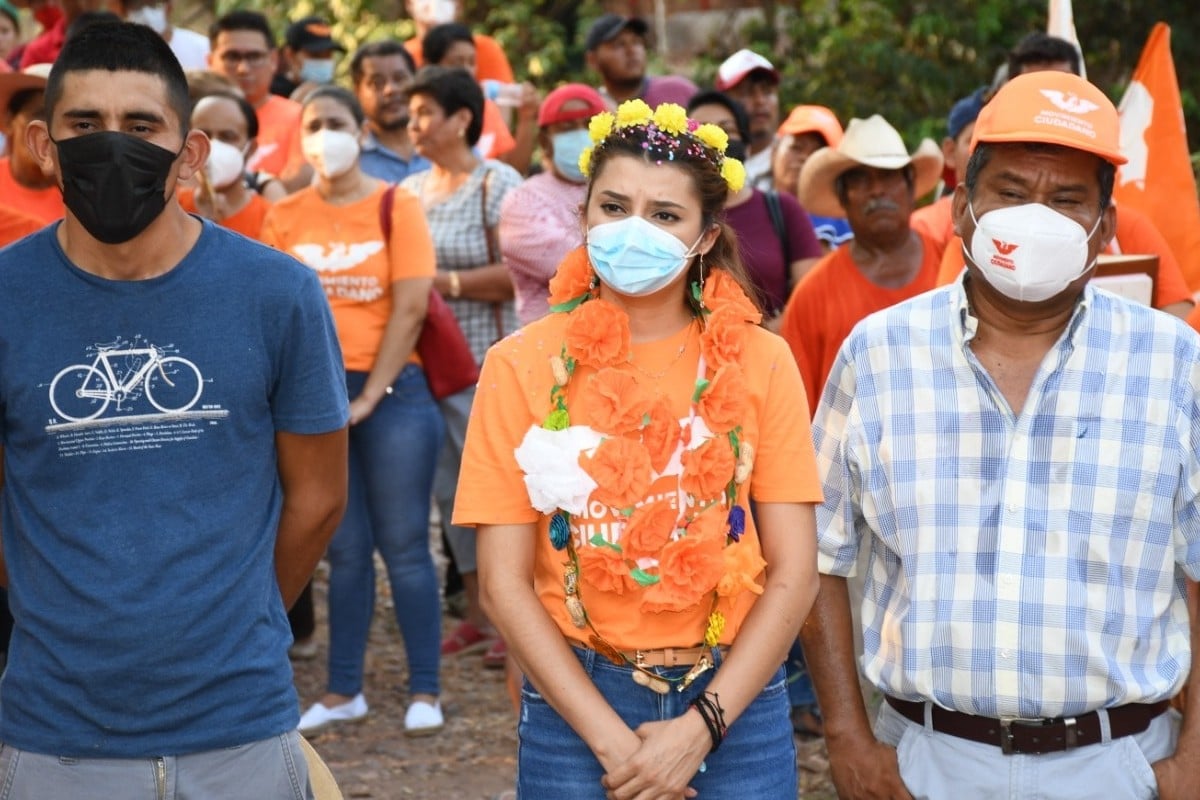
[482,79,523,108]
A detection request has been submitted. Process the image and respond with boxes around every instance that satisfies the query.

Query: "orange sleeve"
[937,236,967,287]
[748,331,823,504]
[778,259,830,414]
[480,100,515,158]
[404,37,424,68]
[178,188,198,214]
[452,345,541,527]
[0,205,44,247]
[473,34,515,83]
[387,187,437,282]
[1113,206,1192,309]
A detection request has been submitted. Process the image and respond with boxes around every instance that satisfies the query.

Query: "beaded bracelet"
[689,691,727,753]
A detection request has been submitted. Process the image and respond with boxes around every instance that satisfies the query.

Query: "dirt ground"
[292,561,836,800]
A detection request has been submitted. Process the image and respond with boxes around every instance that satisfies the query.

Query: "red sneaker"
[440,620,494,656]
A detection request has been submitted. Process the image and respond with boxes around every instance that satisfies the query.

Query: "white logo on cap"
[1040,89,1100,115]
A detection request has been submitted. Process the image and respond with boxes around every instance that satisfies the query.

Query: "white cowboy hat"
[797,114,943,218]
[299,736,345,800]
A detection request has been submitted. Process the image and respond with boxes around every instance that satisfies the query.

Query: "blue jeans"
[326,366,444,697]
[517,647,796,798]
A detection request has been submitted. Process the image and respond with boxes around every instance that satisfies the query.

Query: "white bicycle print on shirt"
[49,345,204,422]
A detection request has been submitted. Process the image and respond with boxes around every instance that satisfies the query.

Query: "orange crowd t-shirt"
[178,188,271,240]
[0,203,46,247]
[909,195,953,257]
[780,232,942,413]
[935,203,1191,310]
[405,32,515,84]
[248,94,303,179]
[453,306,823,651]
[260,183,436,371]
[0,158,63,224]
[477,99,515,160]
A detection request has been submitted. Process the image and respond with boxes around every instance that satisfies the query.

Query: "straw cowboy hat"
[797,114,943,218]
[299,736,344,800]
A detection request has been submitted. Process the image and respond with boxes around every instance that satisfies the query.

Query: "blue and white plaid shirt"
[813,280,1200,719]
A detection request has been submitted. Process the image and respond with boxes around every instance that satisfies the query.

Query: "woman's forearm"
[436,263,515,303]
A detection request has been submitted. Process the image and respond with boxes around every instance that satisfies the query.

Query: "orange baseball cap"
[777,105,844,148]
[970,70,1125,165]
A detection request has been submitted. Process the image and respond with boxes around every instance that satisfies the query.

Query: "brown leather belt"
[570,640,725,667]
[886,696,1169,755]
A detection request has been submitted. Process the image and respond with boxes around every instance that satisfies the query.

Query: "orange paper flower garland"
[535,247,763,646]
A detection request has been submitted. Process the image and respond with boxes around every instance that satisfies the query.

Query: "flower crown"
[578,99,747,193]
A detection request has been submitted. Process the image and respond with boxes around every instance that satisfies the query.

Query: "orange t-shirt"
[178,188,271,240]
[0,158,63,224]
[0,203,46,247]
[248,94,303,179]
[453,309,822,651]
[477,99,515,160]
[260,184,436,371]
[780,232,942,413]
[405,33,515,84]
[909,195,953,258]
[935,204,1192,310]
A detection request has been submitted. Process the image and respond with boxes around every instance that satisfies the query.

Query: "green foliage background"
[207,0,1200,151]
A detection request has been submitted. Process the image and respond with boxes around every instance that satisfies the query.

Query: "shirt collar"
[955,272,1093,350]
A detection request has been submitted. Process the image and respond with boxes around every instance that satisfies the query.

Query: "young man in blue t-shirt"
[0,22,349,798]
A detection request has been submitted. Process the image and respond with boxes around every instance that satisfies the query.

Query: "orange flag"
[1115,23,1200,291]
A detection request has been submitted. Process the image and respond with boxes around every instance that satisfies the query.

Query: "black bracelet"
[689,691,727,753]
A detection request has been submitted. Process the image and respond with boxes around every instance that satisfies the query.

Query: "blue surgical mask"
[299,58,335,85]
[587,216,703,297]
[551,129,591,184]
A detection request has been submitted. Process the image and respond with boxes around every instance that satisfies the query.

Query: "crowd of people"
[0,1,1192,799]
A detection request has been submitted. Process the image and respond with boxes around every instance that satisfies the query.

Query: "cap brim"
[974,130,1127,166]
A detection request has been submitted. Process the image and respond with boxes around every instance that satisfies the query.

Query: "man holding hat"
[584,14,696,110]
[499,83,605,326]
[714,48,780,188]
[778,114,943,411]
[802,70,1198,799]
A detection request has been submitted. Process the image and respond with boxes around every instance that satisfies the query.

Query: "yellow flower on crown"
[652,103,689,136]
[588,112,614,144]
[579,146,594,177]
[721,157,746,193]
[615,98,653,128]
[694,123,729,154]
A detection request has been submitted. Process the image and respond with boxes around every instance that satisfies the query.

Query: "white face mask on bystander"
[301,130,360,179]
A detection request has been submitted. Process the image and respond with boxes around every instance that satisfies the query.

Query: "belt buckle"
[999,715,1078,755]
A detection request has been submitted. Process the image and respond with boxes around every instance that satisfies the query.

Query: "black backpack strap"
[763,190,793,294]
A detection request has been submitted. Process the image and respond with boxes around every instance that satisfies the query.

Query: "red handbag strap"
[379,183,396,243]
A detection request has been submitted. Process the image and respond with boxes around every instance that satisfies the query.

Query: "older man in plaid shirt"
[801,70,1199,800]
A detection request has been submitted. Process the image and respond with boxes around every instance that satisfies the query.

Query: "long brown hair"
[584,128,762,317]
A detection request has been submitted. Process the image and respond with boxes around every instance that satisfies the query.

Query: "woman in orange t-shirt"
[260,86,446,738]
[454,101,822,797]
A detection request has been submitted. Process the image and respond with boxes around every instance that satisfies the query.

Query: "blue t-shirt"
[0,221,349,757]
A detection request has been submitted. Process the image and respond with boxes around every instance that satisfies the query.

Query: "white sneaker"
[298,694,368,735]
[404,699,444,737]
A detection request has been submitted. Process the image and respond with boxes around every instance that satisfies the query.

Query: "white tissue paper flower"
[514,424,604,515]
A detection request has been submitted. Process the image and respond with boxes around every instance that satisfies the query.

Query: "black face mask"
[52,132,180,244]
[724,139,748,164]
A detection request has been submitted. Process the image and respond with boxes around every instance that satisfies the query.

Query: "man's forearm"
[799,573,874,740]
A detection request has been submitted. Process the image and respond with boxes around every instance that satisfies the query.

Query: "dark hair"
[350,39,416,85]
[421,23,473,67]
[209,10,274,49]
[964,141,1114,211]
[406,65,483,146]
[66,10,121,41]
[7,88,43,120]
[1007,33,1082,77]
[687,90,751,146]
[46,21,191,135]
[194,90,259,140]
[303,85,366,128]
[584,123,759,315]
[833,164,916,207]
